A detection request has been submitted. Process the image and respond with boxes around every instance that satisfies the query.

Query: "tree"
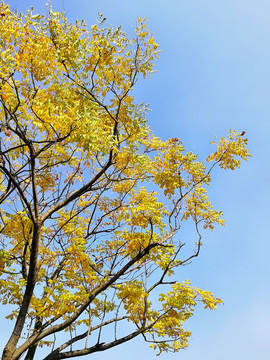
[0,2,250,360]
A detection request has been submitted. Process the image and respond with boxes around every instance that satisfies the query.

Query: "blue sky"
[1,1,270,359]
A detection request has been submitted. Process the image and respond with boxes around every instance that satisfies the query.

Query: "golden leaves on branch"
[0,2,251,358]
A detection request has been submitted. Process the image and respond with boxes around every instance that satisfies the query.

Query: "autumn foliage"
[0,2,250,360]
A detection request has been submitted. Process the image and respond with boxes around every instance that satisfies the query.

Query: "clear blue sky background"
[1,1,270,360]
